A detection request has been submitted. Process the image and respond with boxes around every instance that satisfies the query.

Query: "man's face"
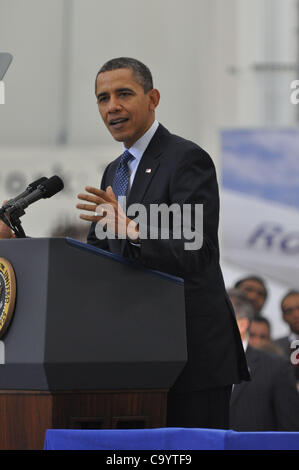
[96,68,159,148]
[238,279,266,313]
[282,294,299,335]
[249,321,270,349]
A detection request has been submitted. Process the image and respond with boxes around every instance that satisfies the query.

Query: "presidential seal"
[0,258,16,338]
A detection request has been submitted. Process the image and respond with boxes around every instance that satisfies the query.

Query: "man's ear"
[148,88,160,111]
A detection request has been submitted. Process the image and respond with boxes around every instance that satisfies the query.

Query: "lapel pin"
[145,168,152,173]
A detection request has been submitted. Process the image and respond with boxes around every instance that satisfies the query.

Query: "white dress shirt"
[122,119,159,191]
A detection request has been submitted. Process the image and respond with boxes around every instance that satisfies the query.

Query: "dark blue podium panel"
[0,238,186,390]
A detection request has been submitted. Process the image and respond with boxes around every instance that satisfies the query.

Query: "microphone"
[2,176,48,210]
[5,175,64,219]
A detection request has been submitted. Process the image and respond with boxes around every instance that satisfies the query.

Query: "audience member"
[234,275,267,316]
[228,288,299,431]
[249,316,271,349]
[249,316,284,356]
[275,290,299,388]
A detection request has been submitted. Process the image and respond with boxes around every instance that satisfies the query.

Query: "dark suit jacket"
[275,336,299,380]
[230,345,299,431]
[88,123,249,392]
[275,336,291,356]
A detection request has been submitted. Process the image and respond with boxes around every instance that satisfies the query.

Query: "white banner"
[221,129,299,287]
[221,189,299,286]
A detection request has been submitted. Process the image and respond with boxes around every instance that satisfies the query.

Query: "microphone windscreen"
[28,176,48,190]
[41,175,64,198]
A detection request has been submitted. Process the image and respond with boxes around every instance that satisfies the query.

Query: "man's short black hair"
[95,57,154,95]
[234,275,268,299]
[251,315,271,332]
[281,289,299,313]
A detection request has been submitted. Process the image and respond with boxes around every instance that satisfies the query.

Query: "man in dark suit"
[76,57,249,428]
[228,288,299,431]
[234,275,268,317]
[275,290,299,390]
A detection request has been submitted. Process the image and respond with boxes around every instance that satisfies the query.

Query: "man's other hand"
[76,186,139,241]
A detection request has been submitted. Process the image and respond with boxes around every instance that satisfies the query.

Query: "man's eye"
[98,96,108,103]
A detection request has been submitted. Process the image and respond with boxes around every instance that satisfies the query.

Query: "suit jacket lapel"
[107,123,170,256]
[105,158,121,188]
[126,123,169,206]
[230,345,258,406]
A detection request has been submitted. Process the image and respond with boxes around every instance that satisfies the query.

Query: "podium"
[0,238,187,449]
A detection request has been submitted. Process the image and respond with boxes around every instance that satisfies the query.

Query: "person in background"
[234,275,267,317]
[249,316,284,356]
[275,290,299,390]
[228,288,299,431]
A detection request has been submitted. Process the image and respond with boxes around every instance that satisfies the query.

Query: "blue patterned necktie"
[112,150,134,200]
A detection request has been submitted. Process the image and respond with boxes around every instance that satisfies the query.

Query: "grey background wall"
[1,0,297,149]
[0,0,298,336]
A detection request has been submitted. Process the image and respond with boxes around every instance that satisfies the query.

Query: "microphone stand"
[0,206,27,238]
[0,176,63,239]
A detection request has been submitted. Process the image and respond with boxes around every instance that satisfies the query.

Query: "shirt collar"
[242,335,249,352]
[122,120,159,163]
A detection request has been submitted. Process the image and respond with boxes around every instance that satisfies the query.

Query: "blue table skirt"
[44,428,299,450]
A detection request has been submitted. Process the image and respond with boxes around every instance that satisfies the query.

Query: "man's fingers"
[86,186,116,203]
[85,186,104,195]
[77,186,118,226]
[77,201,109,221]
[77,192,113,206]
[76,203,98,212]
[77,187,116,207]
[85,186,113,201]
[77,193,102,204]
[79,213,101,222]
[106,186,117,200]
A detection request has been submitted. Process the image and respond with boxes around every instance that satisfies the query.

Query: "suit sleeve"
[126,147,220,277]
